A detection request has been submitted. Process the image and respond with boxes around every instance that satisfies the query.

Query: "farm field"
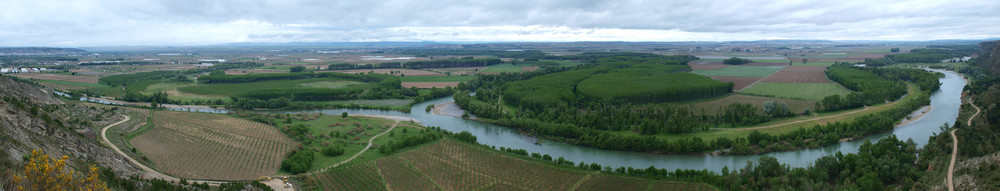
[399,75,475,82]
[760,65,832,83]
[177,77,370,96]
[794,60,838,66]
[681,94,816,115]
[426,67,483,76]
[402,82,460,88]
[11,73,101,83]
[129,110,299,180]
[477,63,531,73]
[657,82,918,144]
[741,82,851,101]
[311,139,715,191]
[322,68,444,76]
[690,65,784,77]
[703,76,762,90]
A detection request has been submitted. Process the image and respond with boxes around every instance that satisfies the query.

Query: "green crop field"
[690,66,784,77]
[862,49,892,53]
[539,59,583,66]
[36,80,109,88]
[749,59,790,63]
[178,77,369,96]
[400,75,475,82]
[477,64,527,73]
[795,60,839,66]
[741,82,852,101]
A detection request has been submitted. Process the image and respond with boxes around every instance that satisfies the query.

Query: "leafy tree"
[723,57,752,65]
[12,149,109,191]
[321,145,345,157]
[341,112,348,118]
[802,58,808,64]
[290,66,306,73]
[890,48,900,53]
[210,70,225,76]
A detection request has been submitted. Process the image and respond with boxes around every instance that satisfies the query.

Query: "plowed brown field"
[761,66,832,83]
[131,111,298,180]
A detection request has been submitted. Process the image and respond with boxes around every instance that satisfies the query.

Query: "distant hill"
[0,47,86,55]
[215,41,443,48]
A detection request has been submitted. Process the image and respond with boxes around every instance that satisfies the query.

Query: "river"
[71,70,966,172]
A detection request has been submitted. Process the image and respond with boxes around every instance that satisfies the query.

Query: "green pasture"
[741,82,852,101]
[400,75,475,82]
[690,66,784,77]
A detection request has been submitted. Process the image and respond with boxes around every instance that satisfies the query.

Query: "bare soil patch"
[745,62,790,66]
[761,66,832,83]
[521,66,539,72]
[402,82,460,88]
[12,73,100,83]
[706,76,762,90]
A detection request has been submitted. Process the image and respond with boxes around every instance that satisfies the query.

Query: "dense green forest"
[818,64,941,111]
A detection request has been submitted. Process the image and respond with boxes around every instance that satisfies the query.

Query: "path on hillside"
[100,115,228,186]
[306,118,402,175]
[949,98,980,191]
[711,106,870,131]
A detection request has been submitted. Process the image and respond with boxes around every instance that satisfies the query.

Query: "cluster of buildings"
[0,68,49,74]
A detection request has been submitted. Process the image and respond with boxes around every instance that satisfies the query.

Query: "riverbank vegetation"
[455,52,942,155]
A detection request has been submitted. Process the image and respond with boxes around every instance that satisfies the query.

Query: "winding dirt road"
[100,115,228,186]
[306,116,405,175]
[711,106,870,131]
[949,98,980,191]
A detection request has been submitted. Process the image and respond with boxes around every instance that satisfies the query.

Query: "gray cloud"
[0,0,997,46]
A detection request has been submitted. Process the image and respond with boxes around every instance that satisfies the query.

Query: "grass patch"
[654,82,919,143]
[400,75,475,82]
[690,66,784,77]
[178,77,369,96]
[741,83,852,101]
[795,60,839,66]
[478,64,528,73]
[749,59,790,63]
[35,80,109,88]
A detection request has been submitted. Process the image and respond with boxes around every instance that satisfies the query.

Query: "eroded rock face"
[0,75,141,179]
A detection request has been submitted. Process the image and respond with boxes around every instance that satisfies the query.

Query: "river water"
[72,70,965,172]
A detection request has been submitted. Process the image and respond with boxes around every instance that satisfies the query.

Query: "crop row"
[130,110,297,180]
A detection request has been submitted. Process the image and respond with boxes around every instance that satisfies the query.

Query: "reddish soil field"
[781,65,828,72]
[11,73,100,83]
[761,66,832,83]
[402,82,460,88]
[706,76,762,90]
[521,66,539,72]
[320,69,444,76]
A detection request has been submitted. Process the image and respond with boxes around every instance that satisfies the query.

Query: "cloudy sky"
[1,0,998,46]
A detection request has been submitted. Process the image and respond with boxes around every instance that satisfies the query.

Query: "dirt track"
[949,98,980,191]
[101,115,228,186]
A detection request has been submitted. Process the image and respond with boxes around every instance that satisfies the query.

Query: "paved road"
[949,98,981,191]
